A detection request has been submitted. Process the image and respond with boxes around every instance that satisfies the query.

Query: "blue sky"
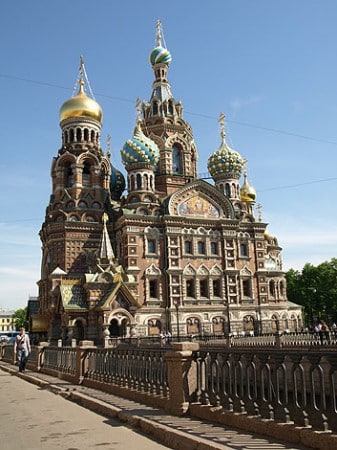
[1,0,337,310]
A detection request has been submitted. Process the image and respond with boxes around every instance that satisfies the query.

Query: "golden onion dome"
[240,172,256,203]
[59,80,103,123]
[264,229,272,242]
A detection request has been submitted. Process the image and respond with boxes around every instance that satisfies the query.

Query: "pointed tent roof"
[97,213,115,268]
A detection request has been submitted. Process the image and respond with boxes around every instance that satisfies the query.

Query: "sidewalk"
[0,362,311,450]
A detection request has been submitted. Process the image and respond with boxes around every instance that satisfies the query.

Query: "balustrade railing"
[192,348,337,432]
[43,347,77,375]
[85,347,169,398]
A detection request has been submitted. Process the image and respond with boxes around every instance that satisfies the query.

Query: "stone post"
[165,342,199,416]
[75,341,95,384]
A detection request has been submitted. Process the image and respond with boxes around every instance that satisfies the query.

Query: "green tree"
[12,308,28,330]
[286,258,337,327]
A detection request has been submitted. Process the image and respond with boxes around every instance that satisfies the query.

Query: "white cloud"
[230,95,264,117]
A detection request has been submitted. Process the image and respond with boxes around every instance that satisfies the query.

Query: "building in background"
[0,309,15,333]
[34,22,302,343]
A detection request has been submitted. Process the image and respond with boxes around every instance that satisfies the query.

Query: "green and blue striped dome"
[121,128,159,168]
[149,46,172,66]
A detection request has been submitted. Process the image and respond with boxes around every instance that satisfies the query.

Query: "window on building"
[172,145,182,174]
[136,173,142,189]
[280,280,285,296]
[270,280,276,297]
[186,279,195,297]
[184,240,192,254]
[83,162,91,186]
[210,242,218,255]
[149,280,157,298]
[213,279,220,297]
[197,241,205,254]
[242,279,251,297]
[148,239,156,253]
[225,183,230,197]
[65,163,74,187]
[200,279,208,297]
[239,242,249,257]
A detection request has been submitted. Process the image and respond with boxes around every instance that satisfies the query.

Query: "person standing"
[14,327,31,372]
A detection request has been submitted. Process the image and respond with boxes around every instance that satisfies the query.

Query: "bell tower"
[38,58,113,315]
[141,20,198,195]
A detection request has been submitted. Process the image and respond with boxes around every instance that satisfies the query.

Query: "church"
[32,22,302,343]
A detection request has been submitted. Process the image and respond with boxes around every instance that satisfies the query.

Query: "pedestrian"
[14,327,31,372]
[165,330,172,344]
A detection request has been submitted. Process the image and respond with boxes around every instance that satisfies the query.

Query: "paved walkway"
[0,362,311,450]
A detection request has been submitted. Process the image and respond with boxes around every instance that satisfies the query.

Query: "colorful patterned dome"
[110,164,126,198]
[149,46,172,66]
[208,114,245,180]
[207,143,245,179]
[121,126,159,168]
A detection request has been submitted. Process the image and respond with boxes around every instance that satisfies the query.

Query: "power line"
[1,72,337,146]
[259,176,337,192]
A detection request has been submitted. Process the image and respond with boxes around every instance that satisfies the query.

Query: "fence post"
[75,341,95,384]
[165,342,199,416]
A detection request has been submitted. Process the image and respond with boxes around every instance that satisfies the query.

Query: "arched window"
[64,163,74,187]
[270,280,276,297]
[225,183,230,197]
[76,128,82,142]
[152,101,158,115]
[168,100,174,115]
[69,129,75,142]
[172,145,182,174]
[83,162,91,186]
[84,128,89,141]
[279,280,285,296]
[136,173,142,189]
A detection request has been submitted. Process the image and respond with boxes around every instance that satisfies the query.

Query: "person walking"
[14,327,31,372]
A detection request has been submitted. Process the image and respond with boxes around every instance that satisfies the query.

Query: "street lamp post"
[174,302,180,342]
[226,300,231,335]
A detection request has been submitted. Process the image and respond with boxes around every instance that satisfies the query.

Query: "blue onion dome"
[240,172,256,202]
[149,46,172,66]
[110,164,126,198]
[121,124,160,168]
